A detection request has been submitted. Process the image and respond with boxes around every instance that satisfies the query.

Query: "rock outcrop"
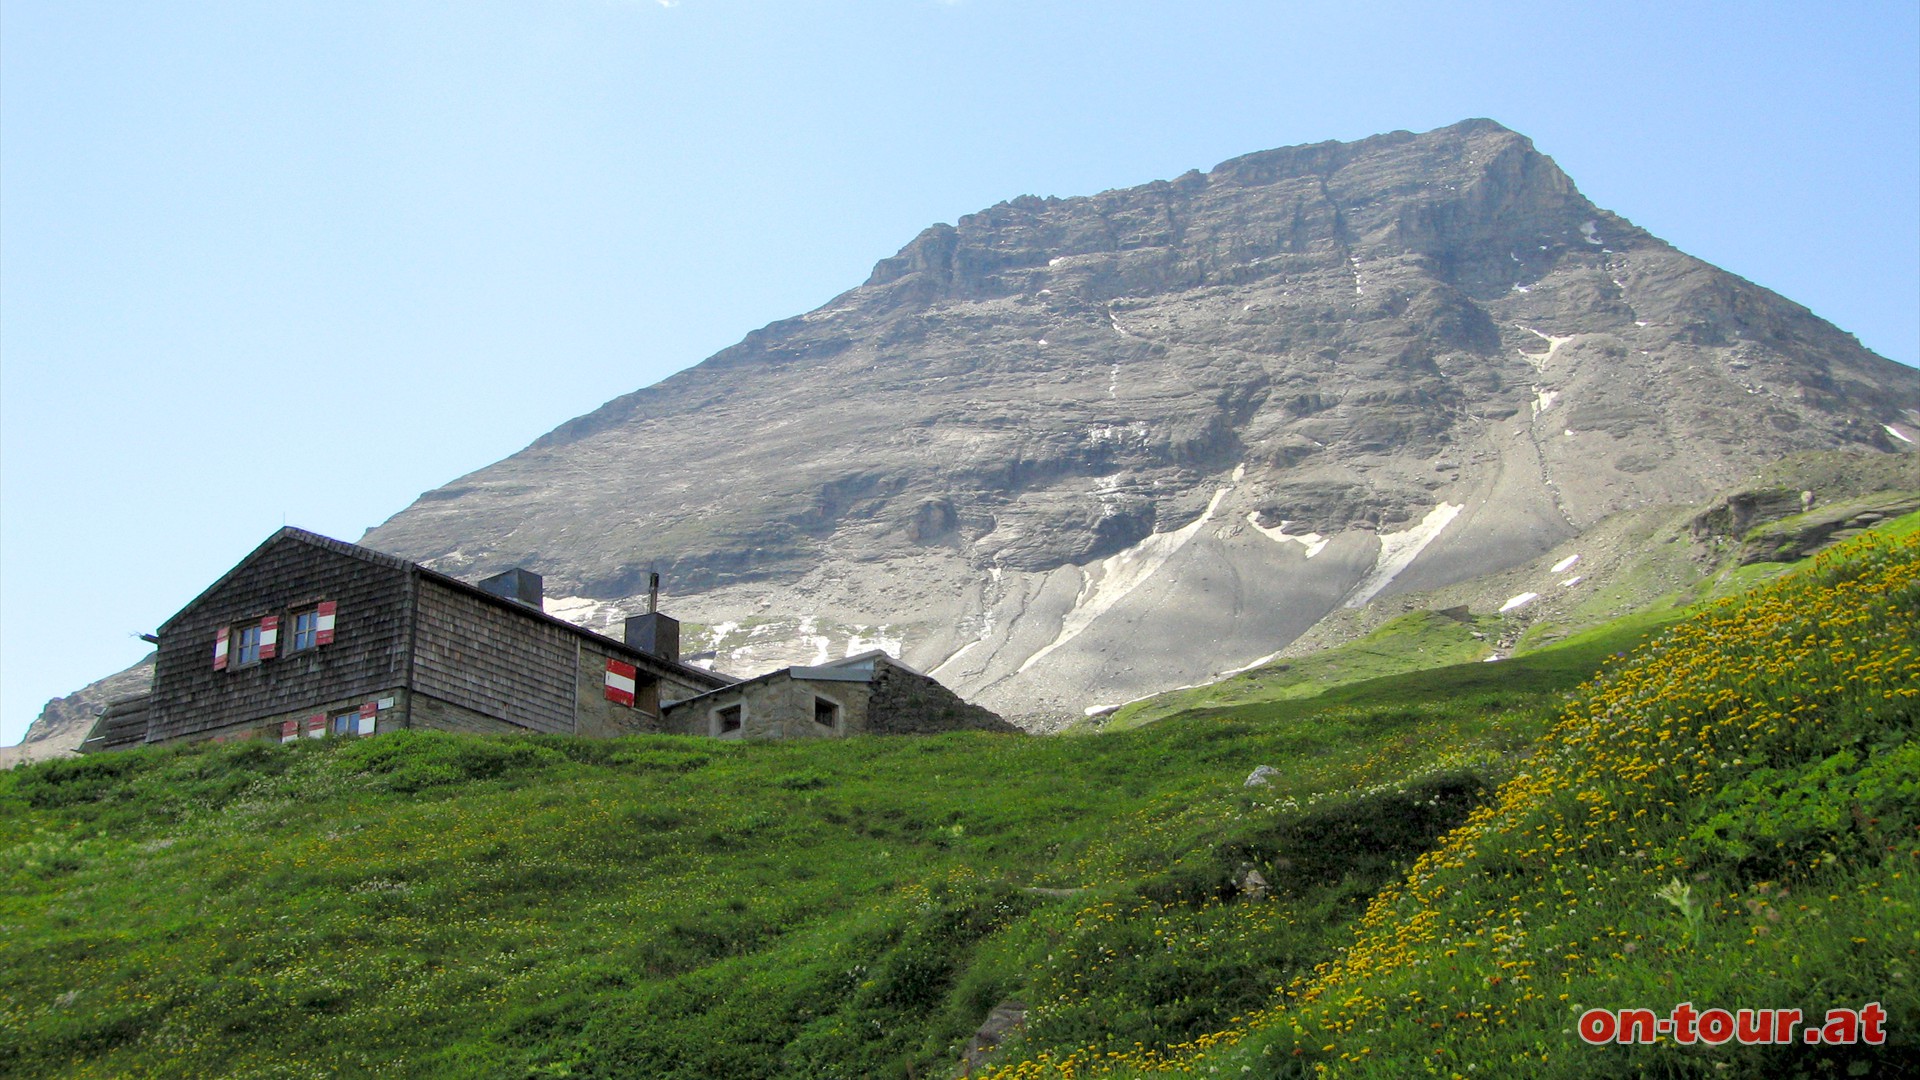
[4,656,154,767]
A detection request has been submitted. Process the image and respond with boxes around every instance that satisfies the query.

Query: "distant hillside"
[4,515,1912,1078]
[11,448,1911,766]
[357,119,1920,727]
[1099,450,1918,730]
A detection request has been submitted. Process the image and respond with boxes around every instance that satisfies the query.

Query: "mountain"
[353,119,1919,727]
[15,119,1915,755]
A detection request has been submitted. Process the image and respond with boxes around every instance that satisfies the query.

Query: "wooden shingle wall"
[409,693,535,735]
[148,536,412,743]
[251,689,406,743]
[411,579,575,735]
[80,695,154,754]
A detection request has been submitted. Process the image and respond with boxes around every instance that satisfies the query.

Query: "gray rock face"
[959,999,1028,1077]
[343,120,1918,727]
[5,656,154,766]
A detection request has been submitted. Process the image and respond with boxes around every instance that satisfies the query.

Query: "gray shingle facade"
[96,528,732,749]
[86,527,1014,751]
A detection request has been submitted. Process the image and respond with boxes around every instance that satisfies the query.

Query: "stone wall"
[675,674,871,740]
[660,659,1014,740]
[574,636,664,737]
[862,661,1017,735]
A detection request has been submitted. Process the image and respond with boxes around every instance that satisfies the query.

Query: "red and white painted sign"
[314,601,337,646]
[214,626,230,671]
[605,659,637,706]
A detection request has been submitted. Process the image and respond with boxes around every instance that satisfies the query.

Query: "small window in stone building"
[814,696,840,729]
[716,704,743,735]
[232,622,262,666]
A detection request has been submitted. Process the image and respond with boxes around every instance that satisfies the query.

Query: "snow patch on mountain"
[1343,502,1464,609]
[845,626,904,659]
[543,595,622,633]
[1018,483,1233,674]
[1245,512,1330,558]
[1516,326,1576,371]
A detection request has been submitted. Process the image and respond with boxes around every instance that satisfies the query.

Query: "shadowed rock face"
[347,119,1919,727]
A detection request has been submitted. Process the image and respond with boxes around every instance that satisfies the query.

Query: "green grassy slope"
[1102,609,1502,731]
[990,517,1920,1078]
[0,673,1571,1078]
[4,517,1912,1080]
[1106,586,1690,734]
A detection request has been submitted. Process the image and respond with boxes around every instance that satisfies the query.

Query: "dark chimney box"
[477,568,544,609]
[625,613,680,663]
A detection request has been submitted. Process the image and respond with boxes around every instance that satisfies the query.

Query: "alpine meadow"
[8,101,1920,1080]
[5,512,1916,1077]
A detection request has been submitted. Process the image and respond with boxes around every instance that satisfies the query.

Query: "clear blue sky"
[4,1,1917,745]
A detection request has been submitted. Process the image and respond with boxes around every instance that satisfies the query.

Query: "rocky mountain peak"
[317,122,1920,724]
[862,119,1584,311]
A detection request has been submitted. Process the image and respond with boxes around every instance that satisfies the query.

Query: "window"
[233,622,262,666]
[716,704,743,735]
[318,707,378,737]
[814,696,840,729]
[289,602,337,651]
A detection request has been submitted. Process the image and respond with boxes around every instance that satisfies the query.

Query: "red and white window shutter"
[213,626,230,671]
[305,715,326,739]
[314,601,337,645]
[605,659,637,707]
[282,719,301,744]
[258,615,279,660]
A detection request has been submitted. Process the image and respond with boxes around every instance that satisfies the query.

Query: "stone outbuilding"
[661,650,1017,740]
